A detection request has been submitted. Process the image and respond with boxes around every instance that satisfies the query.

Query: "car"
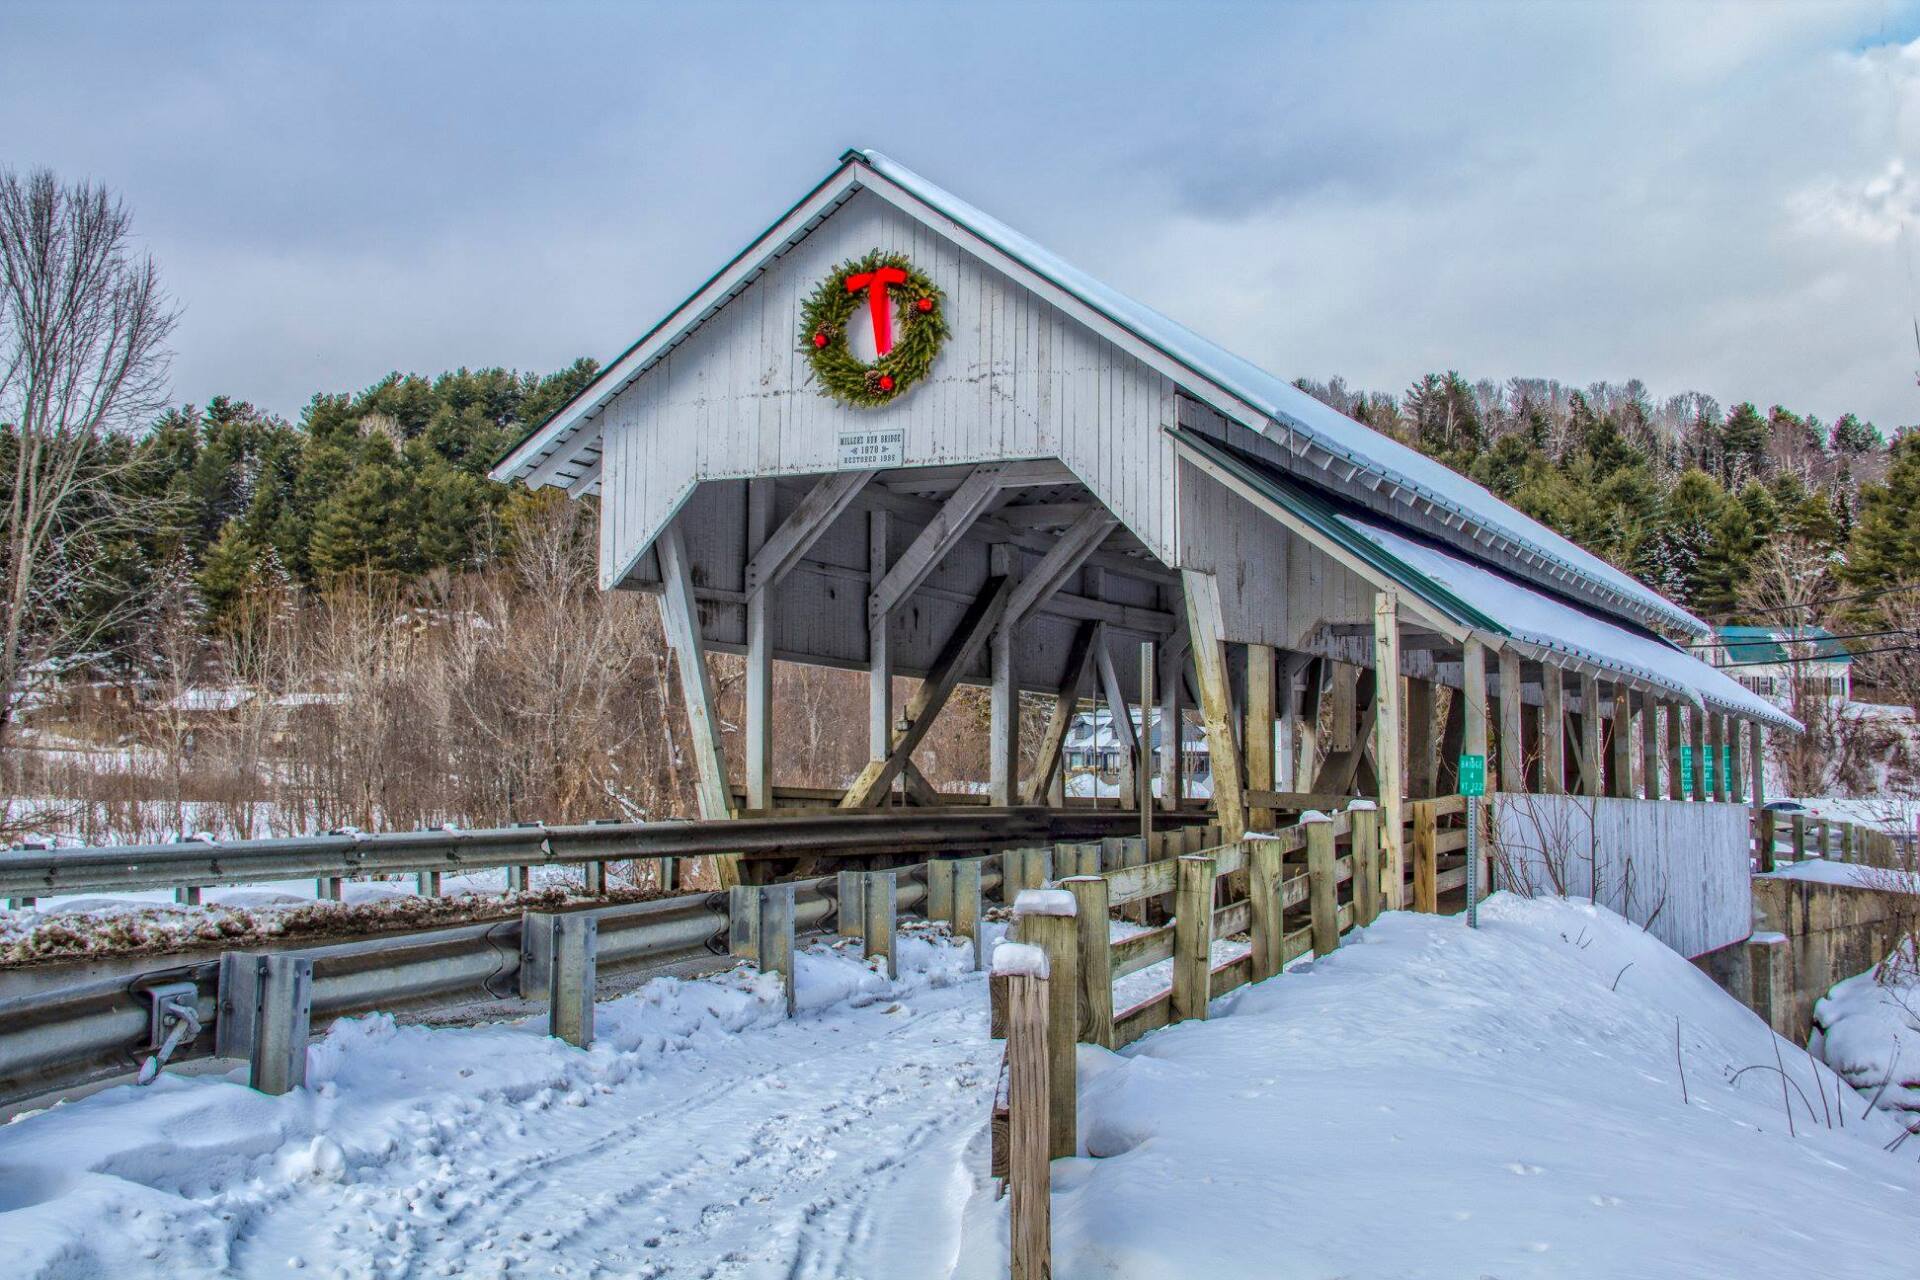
[1761,800,1810,815]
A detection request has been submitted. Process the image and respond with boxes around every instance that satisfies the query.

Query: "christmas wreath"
[800,249,947,407]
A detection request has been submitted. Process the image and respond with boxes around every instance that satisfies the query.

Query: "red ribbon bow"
[845,265,908,355]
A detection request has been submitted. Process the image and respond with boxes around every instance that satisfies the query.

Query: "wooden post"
[1728,716,1746,804]
[1294,658,1325,792]
[1638,691,1661,800]
[1707,712,1726,802]
[867,509,893,774]
[1666,701,1686,801]
[1004,846,1053,900]
[1138,640,1156,844]
[1461,639,1490,781]
[1757,807,1777,873]
[1791,813,1807,860]
[1609,683,1633,799]
[1498,646,1525,792]
[925,858,983,968]
[1349,801,1381,926]
[729,883,796,1014]
[1406,676,1437,800]
[547,912,597,1049]
[1373,591,1406,907]
[997,948,1053,1280]
[1304,813,1338,956]
[1688,705,1707,801]
[744,479,775,813]
[1157,631,1188,811]
[1329,662,1358,753]
[1412,800,1438,913]
[1063,875,1115,1048]
[1577,673,1603,798]
[990,545,1022,807]
[1172,854,1216,1021]
[1246,643,1276,829]
[1540,666,1565,794]
[1247,837,1284,981]
[1013,889,1079,1160]
[1183,569,1246,841]
[658,521,738,885]
[1748,720,1766,808]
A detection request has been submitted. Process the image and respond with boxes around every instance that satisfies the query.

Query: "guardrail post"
[1061,875,1114,1048]
[994,944,1052,1280]
[1790,814,1807,861]
[583,862,606,895]
[1012,888,1078,1159]
[520,910,556,999]
[1248,837,1283,982]
[1173,853,1215,1022]
[1756,807,1777,873]
[1304,813,1338,957]
[730,883,797,1015]
[174,885,201,906]
[415,870,441,897]
[547,912,597,1048]
[1349,801,1380,927]
[316,876,343,902]
[5,894,35,909]
[926,858,984,969]
[861,869,898,979]
[835,870,869,940]
[250,953,312,1095]
[1003,846,1052,901]
[1054,842,1101,878]
[505,864,530,895]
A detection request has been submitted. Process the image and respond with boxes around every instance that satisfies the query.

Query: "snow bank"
[0,931,986,1279]
[1813,944,1920,1118]
[959,896,1917,1279]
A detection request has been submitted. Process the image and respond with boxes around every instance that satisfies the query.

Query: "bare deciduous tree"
[0,169,176,767]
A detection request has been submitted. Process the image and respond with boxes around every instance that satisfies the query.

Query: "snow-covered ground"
[1814,944,1920,1119]
[5,898,1916,1279]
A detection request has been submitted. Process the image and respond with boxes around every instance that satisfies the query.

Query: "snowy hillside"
[4,899,1915,1279]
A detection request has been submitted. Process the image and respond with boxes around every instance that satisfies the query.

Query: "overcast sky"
[5,0,1918,431]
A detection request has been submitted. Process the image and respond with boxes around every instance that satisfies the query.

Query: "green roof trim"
[1168,426,1508,637]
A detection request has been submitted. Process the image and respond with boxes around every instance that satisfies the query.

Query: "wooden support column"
[842,577,1013,808]
[1437,684,1464,792]
[990,545,1022,807]
[1609,683,1633,799]
[1373,591,1406,907]
[1182,569,1246,841]
[867,509,892,768]
[656,521,738,885]
[1709,712,1728,801]
[1245,643,1276,829]
[1540,666,1565,794]
[1406,676,1437,800]
[1329,661,1358,753]
[744,480,775,813]
[1577,673,1603,798]
[1497,646,1525,792]
[1094,640,1139,810]
[1749,720,1766,808]
[1461,638,1490,783]
[1688,705,1707,800]
[1157,623,1189,810]
[1172,853,1216,1019]
[1666,701,1686,801]
[1728,716,1746,803]
[1638,691,1661,800]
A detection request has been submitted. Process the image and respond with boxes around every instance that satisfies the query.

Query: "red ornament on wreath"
[799,250,947,408]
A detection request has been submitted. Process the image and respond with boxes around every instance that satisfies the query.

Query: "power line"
[1713,643,1918,669]
[1685,627,1913,650]
[1731,582,1920,620]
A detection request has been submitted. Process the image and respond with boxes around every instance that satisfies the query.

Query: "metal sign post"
[1458,753,1486,928]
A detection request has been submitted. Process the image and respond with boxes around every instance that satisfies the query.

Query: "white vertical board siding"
[1176,461,1376,649]
[595,189,1177,590]
[1492,794,1752,958]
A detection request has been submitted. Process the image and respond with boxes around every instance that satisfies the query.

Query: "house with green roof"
[1709,626,1852,704]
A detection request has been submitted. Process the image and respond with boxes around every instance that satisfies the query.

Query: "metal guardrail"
[0,807,1149,899]
[0,862,981,1108]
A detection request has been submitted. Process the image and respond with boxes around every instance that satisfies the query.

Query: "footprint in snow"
[1505,1162,1545,1175]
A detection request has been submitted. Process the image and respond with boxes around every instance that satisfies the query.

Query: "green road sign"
[1679,744,1694,795]
[1703,748,1715,792]
[1458,753,1487,797]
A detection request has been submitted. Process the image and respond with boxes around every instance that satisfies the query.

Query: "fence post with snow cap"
[1348,800,1380,927]
[1172,853,1216,1021]
[1303,811,1338,956]
[1062,875,1115,1049]
[546,912,597,1048]
[730,882,797,1015]
[1012,887,1079,1160]
[994,941,1052,1280]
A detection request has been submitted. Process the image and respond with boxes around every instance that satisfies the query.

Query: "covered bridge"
[492,149,1794,954]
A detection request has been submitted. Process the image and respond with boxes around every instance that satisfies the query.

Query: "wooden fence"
[1753,809,1915,875]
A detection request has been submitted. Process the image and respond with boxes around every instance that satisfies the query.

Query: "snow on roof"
[1340,516,1799,732]
[857,149,1705,637]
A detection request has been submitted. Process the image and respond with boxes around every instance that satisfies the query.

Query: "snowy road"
[5,934,1002,1280]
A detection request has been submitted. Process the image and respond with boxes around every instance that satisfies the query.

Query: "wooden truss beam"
[656,520,738,886]
[841,576,1013,808]
[1024,621,1103,804]
[1005,507,1121,626]
[1094,633,1140,810]
[1183,570,1247,840]
[745,470,874,597]
[868,461,1065,622]
[1373,590,1406,908]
